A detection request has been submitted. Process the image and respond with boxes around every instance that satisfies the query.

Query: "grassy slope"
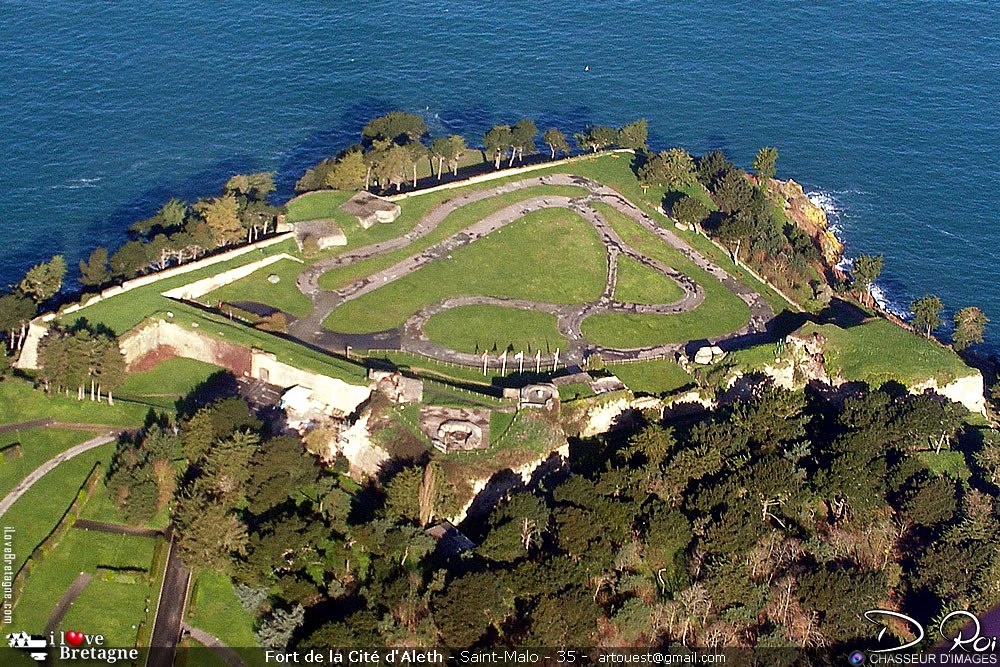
[423,305,568,356]
[203,258,312,317]
[613,254,685,304]
[798,320,974,387]
[0,429,93,498]
[317,184,589,291]
[0,379,149,427]
[608,359,696,396]
[580,202,750,347]
[117,357,223,410]
[12,528,157,646]
[324,207,607,333]
[5,442,113,573]
[186,570,258,648]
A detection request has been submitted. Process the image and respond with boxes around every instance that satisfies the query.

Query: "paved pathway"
[278,173,775,369]
[0,433,118,518]
[43,572,92,638]
[147,532,190,667]
[181,624,247,667]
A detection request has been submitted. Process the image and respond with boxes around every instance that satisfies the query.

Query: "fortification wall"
[250,352,371,416]
[119,319,252,376]
[161,253,301,301]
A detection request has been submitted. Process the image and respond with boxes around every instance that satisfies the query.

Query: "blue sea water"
[2,1,998,349]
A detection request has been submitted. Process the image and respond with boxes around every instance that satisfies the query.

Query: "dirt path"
[43,572,92,637]
[284,173,774,367]
[0,433,118,518]
[182,624,247,667]
[73,519,162,538]
[0,420,122,435]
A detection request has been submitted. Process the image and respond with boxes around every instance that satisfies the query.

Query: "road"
[182,624,247,667]
[146,532,190,667]
[0,433,118,518]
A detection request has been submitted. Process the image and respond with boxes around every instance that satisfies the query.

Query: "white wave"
[870,283,911,319]
[805,189,844,235]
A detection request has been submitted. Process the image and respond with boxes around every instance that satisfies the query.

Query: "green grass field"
[204,258,312,318]
[0,429,93,498]
[10,528,158,647]
[324,207,607,333]
[4,443,114,574]
[185,570,258,649]
[613,255,685,304]
[797,320,974,387]
[57,237,301,335]
[423,305,567,356]
[117,357,224,410]
[607,359,696,396]
[0,379,150,427]
[316,184,589,291]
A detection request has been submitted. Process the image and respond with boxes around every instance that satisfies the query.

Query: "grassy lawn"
[10,528,158,647]
[4,442,114,574]
[284,190,357,225]
[607,359,696,396]
[0,379,149,427]
[797,320,974,387]
[117,357,224,410]
[424,305,567,356]
[316,184,589,291]
[57,237,300,335]
[614,255,685,304]
[324,207,607,333]
[186,570,258,649]
[203,258,312,318]
[0,429,93,498]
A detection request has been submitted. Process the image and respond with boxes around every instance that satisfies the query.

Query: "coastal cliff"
[768,177,845,266]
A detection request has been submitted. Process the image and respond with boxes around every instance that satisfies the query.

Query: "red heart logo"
[65,631,84,647]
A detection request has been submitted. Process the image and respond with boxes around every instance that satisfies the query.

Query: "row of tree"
[156,376,1000,651]
[36,321,125,402]
[849,254,988,349]
[296,112,651,194]
[0,254,66,352]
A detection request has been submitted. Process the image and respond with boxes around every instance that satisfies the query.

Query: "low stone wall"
[15,232,295,370]
[161,253,301,301]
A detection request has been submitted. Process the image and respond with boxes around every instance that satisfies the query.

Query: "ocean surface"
[2,1,998,350]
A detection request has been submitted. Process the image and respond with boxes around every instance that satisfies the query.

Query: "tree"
[617,119,648,151]
[373,144,412,191]
[255,604,305,648]
[446,135,466,175]
[362,111,427,145]
[574,125,617,153]
[509,119,538,165]
[672,196,710,229]
[0,292,36,351]
[18,255,66,303]
[405,140,427,186]
[193,194,243,248]
[225,172,275,202]
[79,247,110,287]
[712,170,753,213]
[110,240,151,279]
[953,306,988,351]
[483,125,512,169]
[912,295,944,337]
[130,199,187,238]
[851,254,883,306]
[753,146,778,186]
[542,128,570,159]
[695,150,734,187]
[433,572,513,646]
[429,137,453,179]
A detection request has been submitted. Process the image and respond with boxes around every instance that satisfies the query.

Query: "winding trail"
[286,174,774,367]
[0,433,118,518]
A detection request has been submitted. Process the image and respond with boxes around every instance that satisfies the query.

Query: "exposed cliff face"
[769,177,845,267]
[750,330,986,415]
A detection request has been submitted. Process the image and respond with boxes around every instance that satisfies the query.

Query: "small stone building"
[518,383,559,409]
[291,219,347,251]
[419,407,491,454]
[368,369,424,404]
[339,191,401,229]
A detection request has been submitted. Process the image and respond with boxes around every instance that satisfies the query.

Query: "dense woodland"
[101,381,1000,654]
